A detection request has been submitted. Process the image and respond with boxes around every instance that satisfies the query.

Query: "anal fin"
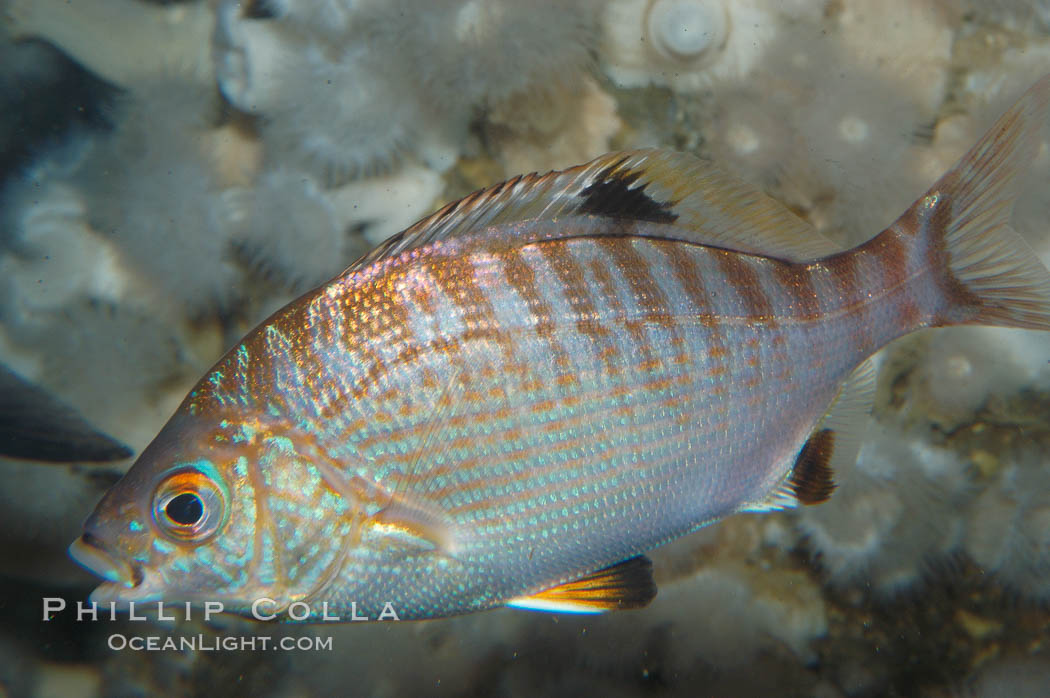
[506,556,657,614]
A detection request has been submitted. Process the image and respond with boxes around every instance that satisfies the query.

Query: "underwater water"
[1,0,1050,696]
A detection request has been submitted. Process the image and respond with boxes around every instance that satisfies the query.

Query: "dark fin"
[0,365,132,463]
[344,150,841,274]
[745,357,875,512]
[903,74,1050,331]
[507,556,657,614]
[786,429,837,505]
[577,159,679,223]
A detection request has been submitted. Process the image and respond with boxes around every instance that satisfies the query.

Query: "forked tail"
[894,74,1050,331]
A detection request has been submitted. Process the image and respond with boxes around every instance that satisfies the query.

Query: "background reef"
[1,0,1050,696]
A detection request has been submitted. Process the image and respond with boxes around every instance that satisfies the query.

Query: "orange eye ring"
[151,468,227,543]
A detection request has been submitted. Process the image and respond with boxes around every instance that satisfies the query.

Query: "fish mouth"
[69,534,160,603]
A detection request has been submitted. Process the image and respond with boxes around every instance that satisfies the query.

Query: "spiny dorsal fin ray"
[345,150,842,274]
[744,357,876,512]
[506,555,657,614]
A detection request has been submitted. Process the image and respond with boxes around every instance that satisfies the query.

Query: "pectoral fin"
[507,556,657,614]
[366,498,461,555]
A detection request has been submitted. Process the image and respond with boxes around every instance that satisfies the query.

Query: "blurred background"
[1,0,1049,695]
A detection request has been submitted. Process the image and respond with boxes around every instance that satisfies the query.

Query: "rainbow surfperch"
[71,77,1050,620]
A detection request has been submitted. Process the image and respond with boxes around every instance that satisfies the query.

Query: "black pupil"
[166,493,204,526]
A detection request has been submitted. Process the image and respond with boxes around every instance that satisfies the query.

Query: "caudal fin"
[917,74,1050,331]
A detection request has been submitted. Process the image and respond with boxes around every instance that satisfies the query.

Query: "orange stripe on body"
[593,238,667,371]
[535,239,620,374]
[499,247,576,383]
[867,225,926,330]
[831,249,874,353]
[348,362,708,458]
[360,370,719,501]
[442,399,733,518]
[659,244,729,381]
[711,249,778,325]
[770,260,822,321]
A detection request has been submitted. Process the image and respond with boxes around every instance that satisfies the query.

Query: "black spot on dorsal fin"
[577,161,679,224]
[789,428,837,505]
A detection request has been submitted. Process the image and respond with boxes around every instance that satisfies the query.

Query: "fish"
[0,364,131,463]
[70,75,1050,621]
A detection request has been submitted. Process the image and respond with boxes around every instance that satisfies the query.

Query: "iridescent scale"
[72,77,1050,620]
[189,207,944,617]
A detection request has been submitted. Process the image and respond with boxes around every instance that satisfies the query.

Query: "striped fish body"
[70,76,1050,620]
[202,222,926,618]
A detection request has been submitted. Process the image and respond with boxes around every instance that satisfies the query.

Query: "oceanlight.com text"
[107,633,334,652]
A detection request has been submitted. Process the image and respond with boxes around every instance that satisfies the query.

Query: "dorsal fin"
[745,357,877,512]
[506,556,657,614]
[345,150,842,273]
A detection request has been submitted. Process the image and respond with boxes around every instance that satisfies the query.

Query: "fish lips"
[68,534,161,604]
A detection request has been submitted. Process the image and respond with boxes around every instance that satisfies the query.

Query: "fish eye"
[151,469,227,543]
[165,492,203,525]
